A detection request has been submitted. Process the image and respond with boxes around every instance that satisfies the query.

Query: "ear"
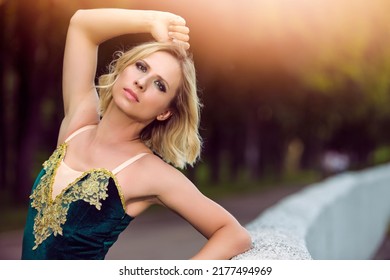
[156,110,173,121]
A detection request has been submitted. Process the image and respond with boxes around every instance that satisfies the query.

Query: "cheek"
[147,91,169,105]
[146,92,175,112]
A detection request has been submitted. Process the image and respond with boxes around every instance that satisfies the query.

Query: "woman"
[21,8,252,260]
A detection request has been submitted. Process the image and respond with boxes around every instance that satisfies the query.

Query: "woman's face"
[112,51,181,124]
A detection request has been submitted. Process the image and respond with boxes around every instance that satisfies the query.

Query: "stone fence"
[235,163,390,260]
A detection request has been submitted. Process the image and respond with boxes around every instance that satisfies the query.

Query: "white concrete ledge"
[234,163,390,260]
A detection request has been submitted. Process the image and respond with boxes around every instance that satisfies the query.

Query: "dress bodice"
[21,127,146,259]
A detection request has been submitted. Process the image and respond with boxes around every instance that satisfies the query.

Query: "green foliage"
[298,1,390,121]
[195,162,321,200]
[370,146,390,165]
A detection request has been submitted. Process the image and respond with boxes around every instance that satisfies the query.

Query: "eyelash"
[136,61,147,73]
[154,80,167,93]
[135,61,167,93]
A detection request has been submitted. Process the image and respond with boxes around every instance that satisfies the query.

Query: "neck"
[93,104,147,145]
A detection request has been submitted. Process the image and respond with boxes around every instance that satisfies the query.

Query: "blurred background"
[1,0,390,252]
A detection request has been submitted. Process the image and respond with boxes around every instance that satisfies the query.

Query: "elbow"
[232,227,252,257]
[69,9,87,26]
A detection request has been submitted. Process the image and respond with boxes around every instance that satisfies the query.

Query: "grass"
[197,169,321,200]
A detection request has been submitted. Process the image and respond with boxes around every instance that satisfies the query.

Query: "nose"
[134,79,145,91]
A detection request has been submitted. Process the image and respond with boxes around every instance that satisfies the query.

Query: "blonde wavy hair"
[97,42,202,169]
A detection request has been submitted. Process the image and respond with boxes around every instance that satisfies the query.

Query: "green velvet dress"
[21,142,133,260]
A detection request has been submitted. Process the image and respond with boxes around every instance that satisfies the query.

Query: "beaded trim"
[29,143,127,250]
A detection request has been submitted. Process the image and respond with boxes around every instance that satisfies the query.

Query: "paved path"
[1,184,388,260]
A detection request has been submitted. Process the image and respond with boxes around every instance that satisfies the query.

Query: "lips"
[124,88,139,102]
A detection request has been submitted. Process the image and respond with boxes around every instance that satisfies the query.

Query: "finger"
[169,25,190,34]
[172,39,190,50]
[169,32,190,42]
[170,16,186,26]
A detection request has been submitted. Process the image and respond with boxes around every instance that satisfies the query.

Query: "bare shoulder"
[136,154,195,193]
[135,154,210,212]
[117,153,197,202]
[132,154,243,241]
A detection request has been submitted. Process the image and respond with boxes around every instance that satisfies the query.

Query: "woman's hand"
[150,11,190,49]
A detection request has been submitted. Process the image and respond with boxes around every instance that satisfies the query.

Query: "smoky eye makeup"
[135,61,147,72]
[154,80,167,92]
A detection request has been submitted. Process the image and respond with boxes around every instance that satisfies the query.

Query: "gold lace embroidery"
[29,143,125,250]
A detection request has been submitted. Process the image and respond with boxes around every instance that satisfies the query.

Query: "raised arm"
[58,9,189,143]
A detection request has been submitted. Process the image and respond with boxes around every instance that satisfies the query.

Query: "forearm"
[191,225,252,260]
[70,9,156,45]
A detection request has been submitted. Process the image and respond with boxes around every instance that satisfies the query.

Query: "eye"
[135,61,147,73]
[154,80,167,92]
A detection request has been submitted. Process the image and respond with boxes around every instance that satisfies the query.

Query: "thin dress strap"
[112,153,149,175]
[64,125,97,143]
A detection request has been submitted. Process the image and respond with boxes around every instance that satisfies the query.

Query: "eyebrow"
[140,59,170,90]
